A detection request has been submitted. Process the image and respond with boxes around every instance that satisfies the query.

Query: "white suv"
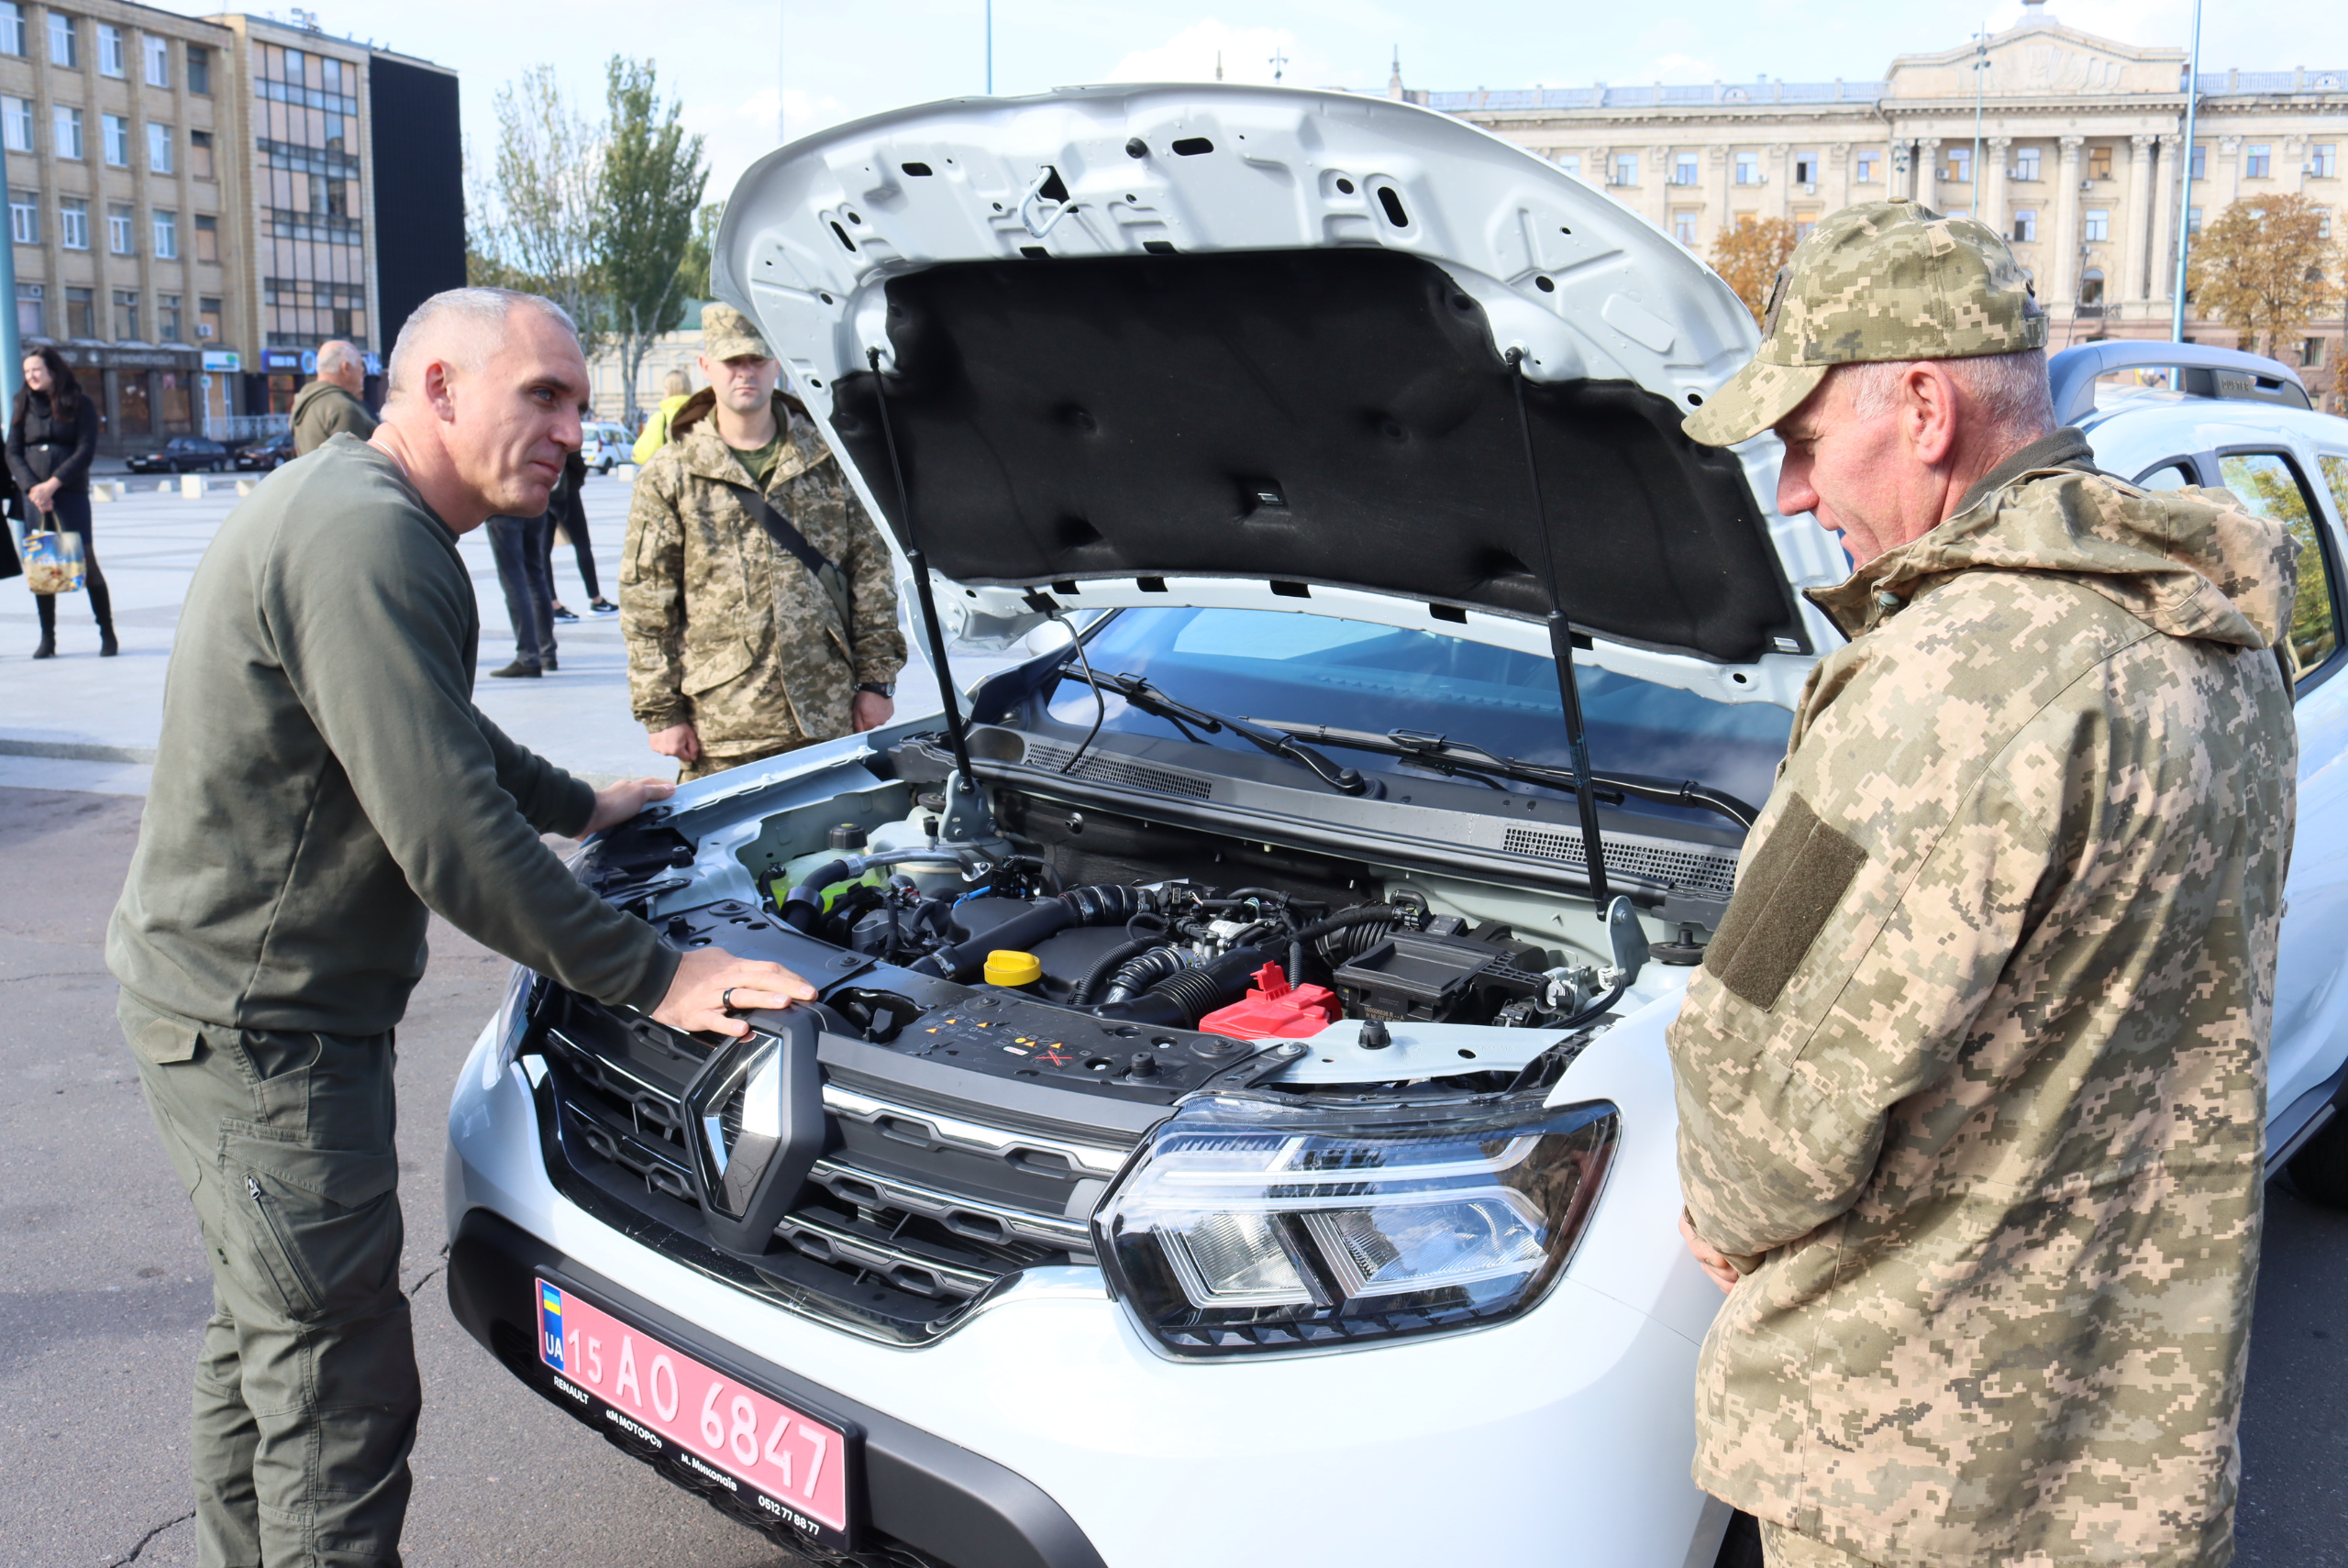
[579,421,632,472]
[442,84,2348,1568]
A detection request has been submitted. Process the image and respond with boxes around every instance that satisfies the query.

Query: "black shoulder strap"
[737,482,854,639]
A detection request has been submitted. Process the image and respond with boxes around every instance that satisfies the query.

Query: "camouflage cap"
[1683,199,2048,447]
[701,302,773,361]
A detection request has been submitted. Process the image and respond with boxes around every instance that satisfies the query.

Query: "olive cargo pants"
[122,991,418,1568]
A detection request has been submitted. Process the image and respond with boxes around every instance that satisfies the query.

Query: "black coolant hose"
[1069,915,1171,1006]
[1092,945,1271,1029]
[1291,903,1410,970]
[912,884,1158,982]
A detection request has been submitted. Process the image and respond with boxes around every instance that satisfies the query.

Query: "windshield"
[1041,608,1791,823]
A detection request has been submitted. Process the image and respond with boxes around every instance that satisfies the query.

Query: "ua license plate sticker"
[532,1280,856,1548]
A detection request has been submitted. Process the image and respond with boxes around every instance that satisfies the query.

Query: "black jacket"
[7,389,98,495]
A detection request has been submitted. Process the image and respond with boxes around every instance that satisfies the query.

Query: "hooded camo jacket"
[1667,429,2298,1567]
[621,392,906,752]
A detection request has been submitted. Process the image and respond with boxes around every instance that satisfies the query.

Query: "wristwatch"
[857,681,896,698]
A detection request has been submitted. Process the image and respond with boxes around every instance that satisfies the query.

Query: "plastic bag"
[23,525,83,595]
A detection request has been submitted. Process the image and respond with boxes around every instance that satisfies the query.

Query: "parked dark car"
[126,436,228,474]
[233,430,295,471]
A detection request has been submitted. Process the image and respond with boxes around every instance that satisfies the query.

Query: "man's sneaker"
[544,653,559,671]
[551,603,580,622]
[590,598,618,613]
[490,660,542,679]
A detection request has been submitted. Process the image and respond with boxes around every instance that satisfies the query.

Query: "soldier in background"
[1668,202,2297,1567]
[288,339,377,455]
[621,304,905,780]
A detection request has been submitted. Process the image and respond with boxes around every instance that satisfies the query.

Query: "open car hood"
[714,83,1811,665]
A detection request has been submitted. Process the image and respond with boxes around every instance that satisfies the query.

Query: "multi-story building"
[0,1,460,453]
[1418,0,2348,383]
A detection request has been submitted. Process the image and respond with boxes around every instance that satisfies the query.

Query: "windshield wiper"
[1256,722,1760,831]
[1059,670,1375,796]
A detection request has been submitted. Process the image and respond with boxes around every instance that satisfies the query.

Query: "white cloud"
[1643,52,1727,83]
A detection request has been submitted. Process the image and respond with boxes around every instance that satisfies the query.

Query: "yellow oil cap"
[983,950,1044,988]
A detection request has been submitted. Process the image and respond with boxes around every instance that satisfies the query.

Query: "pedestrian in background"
[289,338,377,455]
[485,505,557,678]
[630,366,693,464]
[109,283,813,1568]
[1669,202,2295,1568]
[7,345,113,658]
[621,303,904,779]
[542,447,616,620]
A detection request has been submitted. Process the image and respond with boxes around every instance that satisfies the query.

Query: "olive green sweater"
[108,435,679,1036]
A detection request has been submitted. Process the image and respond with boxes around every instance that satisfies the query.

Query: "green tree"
[596,58,708,425]
[674,200,724,305]
[2187,193,2345,361]
[472,66,605,354]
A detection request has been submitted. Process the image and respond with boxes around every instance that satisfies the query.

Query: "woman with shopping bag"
[7,346,112,657]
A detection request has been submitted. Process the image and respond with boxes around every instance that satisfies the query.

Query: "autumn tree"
[2188,193,2346,361]
[470,66,605,354]
[1710,217,1801,325]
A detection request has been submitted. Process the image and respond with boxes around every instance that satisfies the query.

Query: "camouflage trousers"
[122,990,417,1568]
[1762,1521,1881,1568]
[677,725,814,782]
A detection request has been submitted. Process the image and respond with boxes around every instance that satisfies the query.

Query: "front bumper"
[447,1007,1724,1568]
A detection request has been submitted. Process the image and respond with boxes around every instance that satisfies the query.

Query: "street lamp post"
[985,0,992,95]
[2170,0,2203,342]
[1971,25,1988,215]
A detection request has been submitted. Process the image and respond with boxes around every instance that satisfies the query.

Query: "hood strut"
[1506,348,1612,910]
[867,347,977,787]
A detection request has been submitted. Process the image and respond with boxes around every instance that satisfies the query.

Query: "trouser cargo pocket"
[221,1121,403,1323]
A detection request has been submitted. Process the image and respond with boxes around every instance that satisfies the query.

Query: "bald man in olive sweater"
[107,287,814,1568]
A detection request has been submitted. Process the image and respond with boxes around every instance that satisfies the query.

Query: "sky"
[150,1,2348,212]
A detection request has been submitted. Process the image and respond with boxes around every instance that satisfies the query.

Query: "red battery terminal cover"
[1198,964,1341,1040]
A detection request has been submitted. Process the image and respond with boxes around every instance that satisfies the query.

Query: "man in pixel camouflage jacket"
[622,303,907,780]
[1669,201,2299,1567]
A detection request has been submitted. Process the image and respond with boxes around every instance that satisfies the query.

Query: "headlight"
[1095,1090,1617,1355]
[492,962,541,1073]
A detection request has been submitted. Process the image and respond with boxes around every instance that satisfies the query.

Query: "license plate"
[534,1279,857,1549]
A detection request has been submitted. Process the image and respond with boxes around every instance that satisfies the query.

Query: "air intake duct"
[912,884,1161,982]
[1093,946,1270,1029]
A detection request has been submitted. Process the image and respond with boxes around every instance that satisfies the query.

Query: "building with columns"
[1416,0,2348,386]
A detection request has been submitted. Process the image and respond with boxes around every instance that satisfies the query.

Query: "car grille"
[528,992,1124,1342]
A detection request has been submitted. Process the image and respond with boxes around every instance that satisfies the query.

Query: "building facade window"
[2306,337,2328,369]
[2086,144,2111,181]
[2084,207,2110,241]
[152,207,175,257]
[119,369,150,431]
[189,128,213,180]
[142,33,167,87]
[1553,151,1579,177]
[2190,143,2207,181]
[160,370,190,429]
[1673,210,1697,244]
[1795,216,1819,239]
[1674,152,1699,185]
[7,188,35,244]
[256,43,369,348]
[2247,144,2272,178]
[0,3,22,57]
[194,213,217,263]
[52,105,81,160]
[96,22,123,77]
[59,197,87,250]
[46,11,72,67]
[1855,149,1879,182]
[1794,150,1819,184]
[1611,152,1637,185]
[158,293,181,340]
[63,285,93,337]
[198,294,220,340]
[1,95,28,153]
[102,113,128,167]
[14,281,38,337]
[1734,150,1760,185]
[2316,145,2339,179]
[113,288,138,340]
[2187,205,2203,235]
[2012,208,2038,242]
[187,44,209,94]
[1944,146,1972,183]
[2318,206,2334,240]
[107,201,131,254]
[147,123,172,173]
[2079,269,2105,308]
[2014,146,2041,181]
